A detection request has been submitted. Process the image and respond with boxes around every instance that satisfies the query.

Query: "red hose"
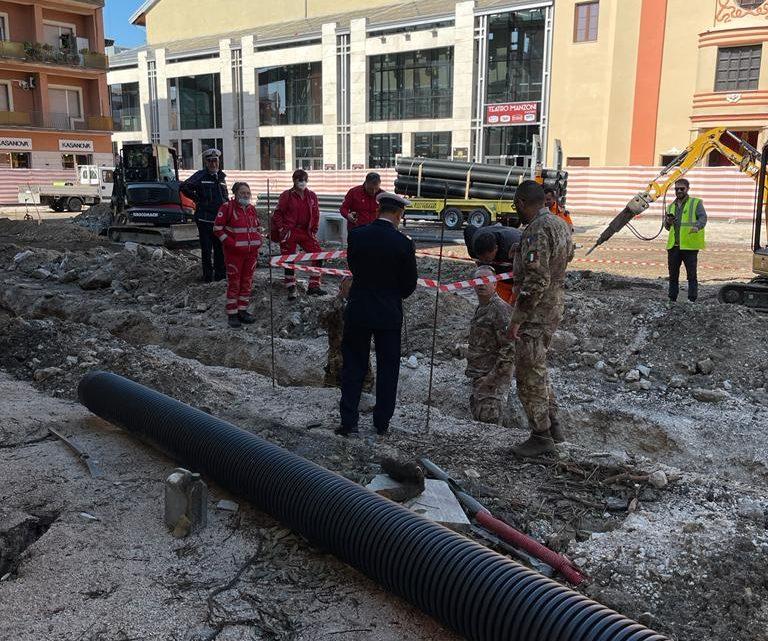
[475,510,585,585]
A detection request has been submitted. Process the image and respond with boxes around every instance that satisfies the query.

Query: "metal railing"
[0,110,112,131]
[0,40,108,70]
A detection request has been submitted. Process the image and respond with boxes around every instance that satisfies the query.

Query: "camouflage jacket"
[511,208,574,329]
[465,294,515,380]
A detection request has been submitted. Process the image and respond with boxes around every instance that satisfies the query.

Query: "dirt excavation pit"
[1,215,768,641]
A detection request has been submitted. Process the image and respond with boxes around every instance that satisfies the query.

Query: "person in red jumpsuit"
[272,169,325,299]
[340,172,382,231]
[213,182,262,328]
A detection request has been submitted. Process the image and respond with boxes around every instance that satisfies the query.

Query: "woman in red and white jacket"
[213,182,262,328]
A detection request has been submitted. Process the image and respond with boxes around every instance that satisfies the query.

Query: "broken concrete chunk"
[78,512,99,522]
[624,369,641,382]
[215,500,239,513]
[404,480,471,532]
[78,267,114,290]
[405,355,419,369]
[366,474,423,503]
[31,268,51,280]
[692,388,728,403]
[696,358,715,375]
[648,471,668,489]
[32,367,63,382]
[637,365,651,378]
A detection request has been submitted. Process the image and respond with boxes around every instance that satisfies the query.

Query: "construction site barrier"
[77,371,668,641]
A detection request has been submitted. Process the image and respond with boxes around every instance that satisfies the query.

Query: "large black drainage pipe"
[78,371,667,641]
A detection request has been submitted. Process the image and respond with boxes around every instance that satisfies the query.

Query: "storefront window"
[258,63,322,126]
[369,48,453,121]
[368,134,402,168]
[169,74,222,130]
[486,10,545,104]
[61,153,92,169]
[260,137,285,170]
[294,136,323,170]
[413,132,452,159]
[0,152,31,168]
[484,125,538,166]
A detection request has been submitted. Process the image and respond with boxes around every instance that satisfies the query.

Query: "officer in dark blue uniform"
[338,192,418,436]
[181,148,228,282]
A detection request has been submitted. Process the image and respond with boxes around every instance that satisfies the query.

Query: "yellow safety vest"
[667,197,705,250]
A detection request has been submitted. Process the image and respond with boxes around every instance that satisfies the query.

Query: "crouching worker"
[214,182,262,328]
[465,266,515,424]
[320,277,374,392]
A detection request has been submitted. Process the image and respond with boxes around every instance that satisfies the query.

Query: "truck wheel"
[441,207,463,230]
[66,197,83,212]
[468,209,491,228]
[52,199,65,212]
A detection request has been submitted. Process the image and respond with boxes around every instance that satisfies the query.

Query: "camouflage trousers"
[325,350,373,392]
[469,371,512,425]
[515,327,559,435]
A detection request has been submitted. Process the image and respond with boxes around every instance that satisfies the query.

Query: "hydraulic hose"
[78,371,668,641]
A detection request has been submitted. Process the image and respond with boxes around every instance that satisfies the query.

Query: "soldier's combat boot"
[549,417,565,444]
[511,432,556,457]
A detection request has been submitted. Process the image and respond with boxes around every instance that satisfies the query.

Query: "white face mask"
[296,181,307,190]
[237,197,250,206]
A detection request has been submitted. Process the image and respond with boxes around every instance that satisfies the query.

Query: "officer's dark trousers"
[667,247,699,302]
[197,221,225,282]
[340,324,401,432]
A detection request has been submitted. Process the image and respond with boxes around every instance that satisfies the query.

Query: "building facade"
[0,0,112,169]
[109,0,768,171]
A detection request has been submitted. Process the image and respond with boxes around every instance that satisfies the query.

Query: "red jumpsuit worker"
[272,169,325,299]
[214,181,262,328]
[340,172,382,231]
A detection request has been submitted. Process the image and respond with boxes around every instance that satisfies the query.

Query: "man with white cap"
[181,148,228,282]
[338,192,418,437]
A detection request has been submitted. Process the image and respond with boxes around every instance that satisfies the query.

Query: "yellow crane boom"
[586,127,763,254]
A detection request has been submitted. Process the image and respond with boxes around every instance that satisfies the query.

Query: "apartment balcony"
[0,40,108,71]
[112,108,141,132]
[0,110,113,131]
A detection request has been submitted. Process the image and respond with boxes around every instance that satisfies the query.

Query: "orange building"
[0,0,112,169]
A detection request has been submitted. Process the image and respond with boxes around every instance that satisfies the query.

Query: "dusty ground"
[1,214,767,641]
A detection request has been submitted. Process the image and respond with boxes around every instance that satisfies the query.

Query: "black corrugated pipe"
[77,372,668,641]
[397,157,566,181]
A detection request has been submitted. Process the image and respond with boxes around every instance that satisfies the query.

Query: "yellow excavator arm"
[587,127,763,254]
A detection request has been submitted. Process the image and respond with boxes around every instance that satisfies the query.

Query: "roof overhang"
[129,0,160,26]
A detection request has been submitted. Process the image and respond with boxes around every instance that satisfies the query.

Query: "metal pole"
[266,179,276,388]
[425,184,447,432]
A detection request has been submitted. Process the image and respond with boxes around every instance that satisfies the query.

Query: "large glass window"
[258,62,322,126]
[369,48,453,121]
[715,45,762,92]
[110,82,140,132]
[368,134,402,168]
[260,137,285,170]
[169,74,222,130]
[180,139,194,170]
[413,132,452,159]
[486,10,545,104]
[574,2,599,43]
[484,125,538,166]
[48,86,82,129]
[43,22,75,50]
[294,136,323,170]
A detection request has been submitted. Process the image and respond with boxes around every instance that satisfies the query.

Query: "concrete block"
[164,468,207,538]
[405,480,471,532]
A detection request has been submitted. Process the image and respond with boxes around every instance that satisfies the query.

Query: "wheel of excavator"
[719,285,743,305]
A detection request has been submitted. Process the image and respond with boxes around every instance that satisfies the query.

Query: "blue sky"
[104,0,146,49]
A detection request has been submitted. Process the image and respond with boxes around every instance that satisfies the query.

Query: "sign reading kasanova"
[0,138,33,151]
[486,102,539,126]
[59,139,95,152]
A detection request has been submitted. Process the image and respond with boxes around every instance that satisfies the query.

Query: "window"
[110,82,140,132]
[0,14,9,41]
[368,134,402,168]
[413,132,452,159]
[369,48,453,121]
[258,62,322,126]
[0,152,31,168]
[43,22,75,50]
[169,74,222,130]
[201,138,224,168]
[180,139,194,169]
[61,153,92,169]
[260,137,285,170]
[294,136,323,170]
[567,157,590,167]
[48,86,83,129]
[715,45,762,92]
[574,2,599,43]
[484,126,538,165]
[0,82,11,111]
[487,10,545,104]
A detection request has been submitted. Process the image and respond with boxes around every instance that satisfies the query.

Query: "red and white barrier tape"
[270,249,347,265]
[287,263,514,291]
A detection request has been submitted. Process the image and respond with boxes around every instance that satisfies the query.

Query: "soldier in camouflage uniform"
[465,266,515,424]
[507,181,574,457]
[320,278,373,391]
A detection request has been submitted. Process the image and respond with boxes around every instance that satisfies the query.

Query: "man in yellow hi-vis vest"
[664,178,707,302]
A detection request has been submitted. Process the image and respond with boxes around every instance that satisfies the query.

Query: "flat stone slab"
[366,476,470,532]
